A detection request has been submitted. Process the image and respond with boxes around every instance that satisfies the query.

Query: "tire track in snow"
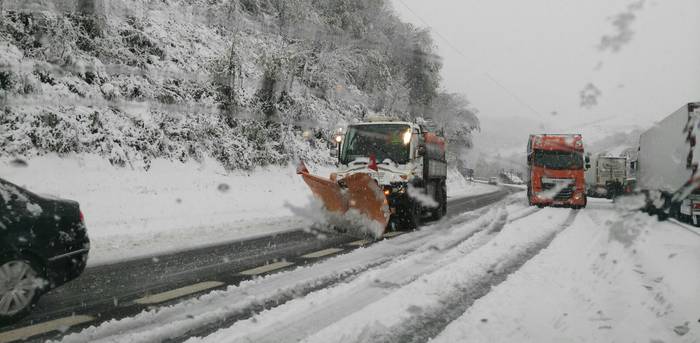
[56,198,524,343]
[170,206,518,343]
[183,203,542,343]
[288,208,578,343]
[381,210,579,343]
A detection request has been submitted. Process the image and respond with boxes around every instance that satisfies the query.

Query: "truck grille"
[542,182,575,201]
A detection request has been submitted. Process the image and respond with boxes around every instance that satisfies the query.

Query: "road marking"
[347,239,371,246]
[134,281,224,305]
[301,248,344,259]
[383,231,405,238]
[0,315,94,342]
[239,261,294,276]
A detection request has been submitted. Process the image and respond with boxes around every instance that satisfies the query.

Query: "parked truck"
[526,134,588,208]
[620,147,639,194]
[585,154,627,199]
[638,102,700,224]
[298,117,447,236]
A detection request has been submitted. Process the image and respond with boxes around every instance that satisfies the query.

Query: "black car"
[0,178,90,323]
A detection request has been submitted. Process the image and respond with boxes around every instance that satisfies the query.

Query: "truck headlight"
[403,129,412,145]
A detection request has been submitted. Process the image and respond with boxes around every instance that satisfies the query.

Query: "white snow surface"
[1,154,330,266]
[435,199,700,343]
[51,196,700,343]
[0,155,490,266]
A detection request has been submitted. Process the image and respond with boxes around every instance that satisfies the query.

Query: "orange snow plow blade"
[298,171,348,214]
[343,173,390,231]
[297,163,389,235]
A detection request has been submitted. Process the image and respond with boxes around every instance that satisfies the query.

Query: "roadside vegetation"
[0,0,479,170]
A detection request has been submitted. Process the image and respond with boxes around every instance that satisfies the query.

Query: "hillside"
[0,0,478,170]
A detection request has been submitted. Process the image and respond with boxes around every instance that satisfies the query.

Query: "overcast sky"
[390,0,700,137]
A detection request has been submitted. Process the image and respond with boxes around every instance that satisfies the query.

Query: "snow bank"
[0,155,333,266]
[434,199,700,343]
[447,166,496,198]
[1,156,493,266]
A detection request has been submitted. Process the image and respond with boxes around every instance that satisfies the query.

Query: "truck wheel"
[429,181,446,221]
[440,181,447,217]
[403,200,421,231]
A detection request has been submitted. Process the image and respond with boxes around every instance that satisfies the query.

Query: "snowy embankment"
[446,167,498,197]
[55,197,531,343]
[434,198,700,343]
[0,156,493,266]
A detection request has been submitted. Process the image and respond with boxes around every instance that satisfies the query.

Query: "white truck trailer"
[638,102,700,224]
[585,155,627,199]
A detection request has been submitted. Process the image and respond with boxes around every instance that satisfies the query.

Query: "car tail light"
[693,202,700,210]
[79,210,85,222]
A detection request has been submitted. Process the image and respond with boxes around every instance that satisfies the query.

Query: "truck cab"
[333,118,447,228]
[527,134,588,208]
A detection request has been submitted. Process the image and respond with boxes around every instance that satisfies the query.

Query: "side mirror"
[417,144,426,157]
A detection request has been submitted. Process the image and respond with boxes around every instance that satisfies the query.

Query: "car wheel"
[0,257,44,324]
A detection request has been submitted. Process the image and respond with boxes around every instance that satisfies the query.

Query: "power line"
[394,0,545,118]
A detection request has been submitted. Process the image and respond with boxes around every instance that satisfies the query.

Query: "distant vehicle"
[299,117,447,234]
[498,171,525,185]
[585,155,627,199]
[0,178,90,323]
[526,134,588,208]
[488,177,499,185]
[638,102,700,224]
[619,147,639,194]
[466,168,475,181]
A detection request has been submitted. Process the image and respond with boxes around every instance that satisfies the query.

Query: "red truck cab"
[527,134,588,208]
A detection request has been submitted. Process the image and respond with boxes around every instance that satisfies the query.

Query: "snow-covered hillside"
[0,0,477,170]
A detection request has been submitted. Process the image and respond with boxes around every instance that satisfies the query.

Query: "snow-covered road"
[43,196,699,343]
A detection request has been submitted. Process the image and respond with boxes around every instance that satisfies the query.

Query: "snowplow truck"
[298,119,447,237]
[638,102,700,224]
[526,134,588,208]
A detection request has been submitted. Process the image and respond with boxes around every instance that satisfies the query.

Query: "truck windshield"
[340,124,411,165]
[533,149,583,170]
